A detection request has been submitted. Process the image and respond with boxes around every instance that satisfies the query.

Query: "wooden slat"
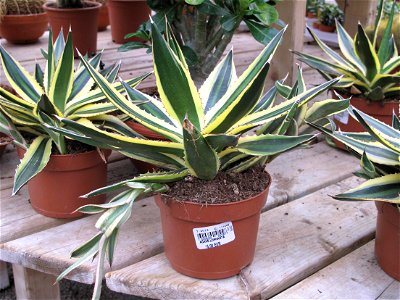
[265,142,358,209]
[0,157,135,244]
[12,264,60,300]
[378,281,400,300]
[273,241,397,299]
[105,176,376,300]
[0,142,358,285]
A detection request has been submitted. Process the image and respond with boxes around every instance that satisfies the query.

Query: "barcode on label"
[193,222,235,250]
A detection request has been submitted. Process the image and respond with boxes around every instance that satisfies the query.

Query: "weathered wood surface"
[105,176,376,300]
[273,241,398,299]
[0,142,358,286]
[12,264,60,300]
[0,150,134,244]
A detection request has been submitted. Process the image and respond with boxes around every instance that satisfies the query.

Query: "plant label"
[193,221,235,250]
[334,110,349,124]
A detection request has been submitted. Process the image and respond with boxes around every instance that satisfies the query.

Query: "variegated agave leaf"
[56,22,351,299]
[311,106,400,204]
[294,2,400,102]
[0,30,149,194]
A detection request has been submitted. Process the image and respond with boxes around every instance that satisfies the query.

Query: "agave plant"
[310,107,400,204]
[51,22,350,299]
[294,0,400,102]
[0,30,149,195]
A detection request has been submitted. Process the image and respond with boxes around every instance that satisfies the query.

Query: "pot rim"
[159,170,272,208]
[1,12,48,18]
[44,1,101,12]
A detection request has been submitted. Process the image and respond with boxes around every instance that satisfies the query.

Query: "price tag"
[193,222,235,250]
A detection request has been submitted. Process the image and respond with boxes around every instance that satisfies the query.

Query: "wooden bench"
[0,141,365,298]
[274,241,399,299]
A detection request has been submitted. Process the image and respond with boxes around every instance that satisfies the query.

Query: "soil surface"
[164,166,270,204]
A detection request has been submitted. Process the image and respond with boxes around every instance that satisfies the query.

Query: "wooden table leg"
[0,261,10,289]
[12,264,60,300]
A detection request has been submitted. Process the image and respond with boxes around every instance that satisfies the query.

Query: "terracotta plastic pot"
[333,93,399,150]
[16,148,109,219]
[155,173,272,279]
[375,202,400,281]
[97,3,110,31]
[108,0,150,44]
[125,120,167,173]
[318,24,336,32]
[44,1,100,57]
[312,21,320,29]
[0,13,48,44]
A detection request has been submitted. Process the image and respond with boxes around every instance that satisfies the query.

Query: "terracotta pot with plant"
[53,23,349,299]
[0,30,148,218]
[44,0,101,57]
[311,106,400,281]
[0,0,48,44]
[295,0,400,149]
[118,0,282,84]
[306,0,323,19]
[317,2,343,32]
[107,0,150,44]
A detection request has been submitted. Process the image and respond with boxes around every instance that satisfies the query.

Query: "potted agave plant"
[119,0,281,84]
[0,30,149,218]
[294,0,399,148]
[310,107,399,281]
[52,22,348,299]
[0,0,48,44]
[44,0,101,57]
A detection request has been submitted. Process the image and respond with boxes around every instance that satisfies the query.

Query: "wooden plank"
[378,281,400,300]
[12,264,60,300]
[264,142,358,209]
[273,241,396,299]
[0,142,358,286]
[0,158,135,244]
[105,176,376,299]
[0,196,163,284]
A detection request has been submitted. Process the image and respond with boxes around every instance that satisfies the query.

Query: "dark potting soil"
[164,166,270,204]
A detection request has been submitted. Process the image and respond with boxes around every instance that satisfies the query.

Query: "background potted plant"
[0,30,148,218]
[0,0,48,44]
[52,23,348,299]
[119,0,282,84]
[306,0,323,18]
[317,2,343,32]
[107,0,150,44]
[310,107,399,281]
[44,0,101,57]
[294,0,399,149]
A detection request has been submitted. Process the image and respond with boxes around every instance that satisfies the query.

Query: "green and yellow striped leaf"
[305,98,350,123]
[237,134,315,156]
[151,22,204,129]
[204,27,286,134]
[200,50,237,112]
[13,136,52,195]
[355,24,380,81]
[132,169,189,183]
[333,173,400,203]
[0,47,43,104]
[183,118,219,180]
[48,31,74,112]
